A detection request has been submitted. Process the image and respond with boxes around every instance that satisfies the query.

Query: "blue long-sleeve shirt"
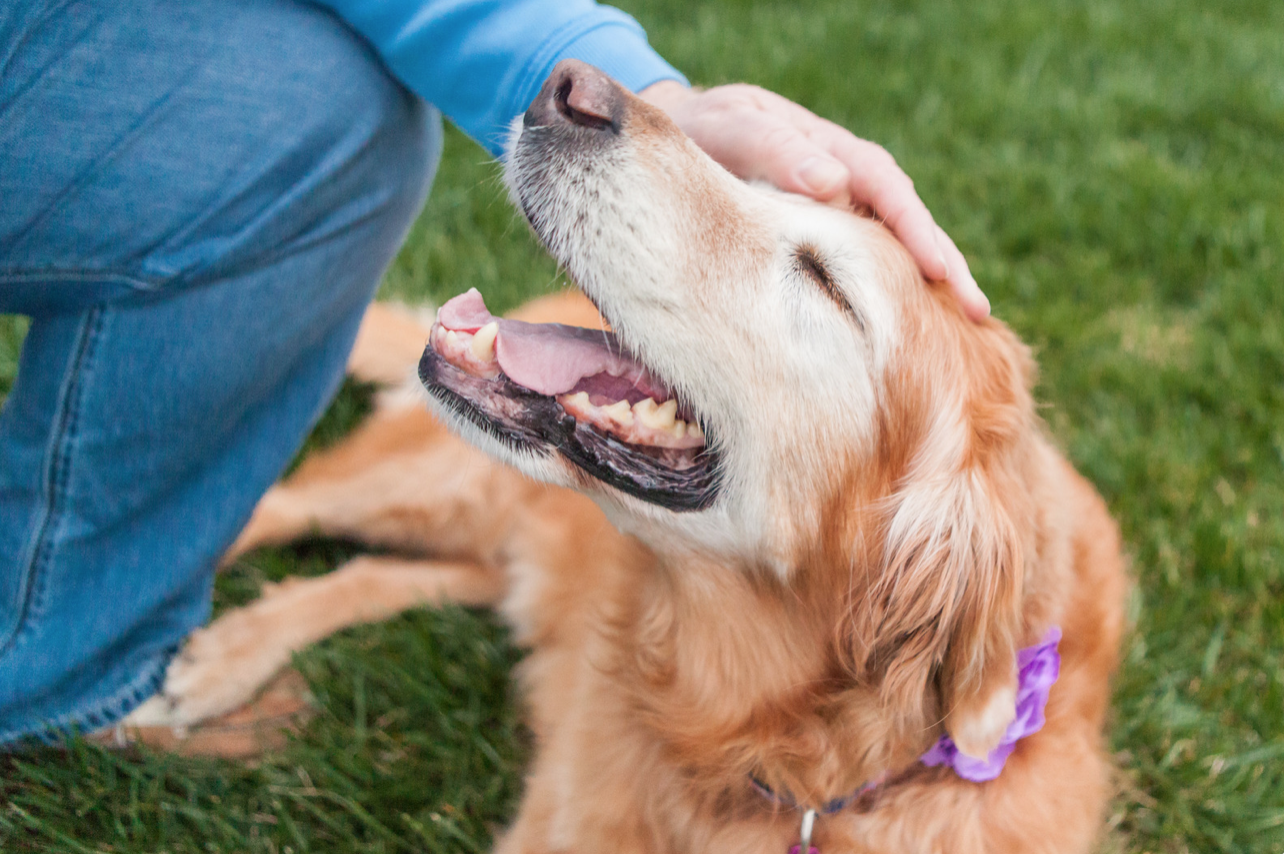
[313,0,687,156]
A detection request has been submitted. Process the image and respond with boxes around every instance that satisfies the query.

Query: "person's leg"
[0,0,441,744]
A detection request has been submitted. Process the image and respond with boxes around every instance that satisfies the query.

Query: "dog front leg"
[494,794,660,854]
[124,555,505,728]
[492,706,667,854]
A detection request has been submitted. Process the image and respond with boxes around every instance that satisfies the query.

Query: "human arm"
[312,0,686,156]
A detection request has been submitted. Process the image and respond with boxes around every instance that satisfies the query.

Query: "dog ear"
[856,471,1024,757]
[845,321,1035,758]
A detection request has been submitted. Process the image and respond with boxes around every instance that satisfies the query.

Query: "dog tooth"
[687,421,704,441]
[633,398,659,428]
[470,322,498,361]
[635,398,677,430]
[603,399,634,425]
[564,391,590,411]
[445,330,460,349]
[673,420,687,439]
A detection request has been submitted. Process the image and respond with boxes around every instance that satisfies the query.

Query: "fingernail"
[797,156,847,195]
[966,273,991,318]
[931,229,951,281]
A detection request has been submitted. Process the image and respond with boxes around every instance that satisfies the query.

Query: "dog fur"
[131,62,1127,853]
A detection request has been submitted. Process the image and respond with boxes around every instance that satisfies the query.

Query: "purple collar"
[755,626,1062,823]
[919,626,1062,781]
[750,773,887,816]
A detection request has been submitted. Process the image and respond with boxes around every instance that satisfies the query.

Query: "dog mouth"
[419,289,720,511]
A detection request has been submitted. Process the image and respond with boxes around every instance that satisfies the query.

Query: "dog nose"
[525,59,623,133]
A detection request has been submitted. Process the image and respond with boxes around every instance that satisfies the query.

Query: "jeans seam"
[0,307,104,660]
[0,268,165,293]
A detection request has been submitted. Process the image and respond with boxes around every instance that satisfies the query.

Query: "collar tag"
[787,808,818,854]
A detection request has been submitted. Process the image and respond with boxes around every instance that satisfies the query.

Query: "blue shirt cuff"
[317,1,688,158]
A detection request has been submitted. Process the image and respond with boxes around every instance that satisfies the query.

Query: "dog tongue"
[437,289,660,397]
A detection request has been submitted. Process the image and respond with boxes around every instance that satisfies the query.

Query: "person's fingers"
[821,134,949,283]
[820,130,988,318]
[935,225,990,320]
[693,111,853,204]
[654,84,991,321]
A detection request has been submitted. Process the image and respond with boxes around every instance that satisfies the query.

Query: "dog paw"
[125,610,295,728]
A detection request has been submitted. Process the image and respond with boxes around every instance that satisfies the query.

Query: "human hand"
[639,80,988,321]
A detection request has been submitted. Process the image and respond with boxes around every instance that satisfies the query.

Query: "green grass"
[3,0,1283,850]
[0,315,27,401]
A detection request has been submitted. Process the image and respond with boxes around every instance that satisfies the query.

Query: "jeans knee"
[152,0,444,288]
[260,2,443,229]
[1,0,442,294]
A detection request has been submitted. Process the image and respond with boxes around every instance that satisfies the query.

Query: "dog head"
[421,60,1040,780]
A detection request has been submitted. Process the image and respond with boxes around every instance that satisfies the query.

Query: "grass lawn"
[3,0,1283,850]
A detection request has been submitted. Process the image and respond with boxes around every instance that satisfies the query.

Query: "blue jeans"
[0,0,441,744]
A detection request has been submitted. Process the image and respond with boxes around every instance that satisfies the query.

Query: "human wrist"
[639,79,697,114]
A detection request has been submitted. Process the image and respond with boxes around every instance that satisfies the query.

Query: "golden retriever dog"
[125,60,1127,853]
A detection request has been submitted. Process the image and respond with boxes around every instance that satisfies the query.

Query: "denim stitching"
[0,304,177,747]
[0,307,104,660]
[0,643,175,747]
[20,308,108,637]
[0,268,164,292]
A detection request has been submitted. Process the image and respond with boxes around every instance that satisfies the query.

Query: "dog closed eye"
[795,243,865,332]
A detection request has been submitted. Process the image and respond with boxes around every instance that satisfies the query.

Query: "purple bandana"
[919,626,1062,782]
